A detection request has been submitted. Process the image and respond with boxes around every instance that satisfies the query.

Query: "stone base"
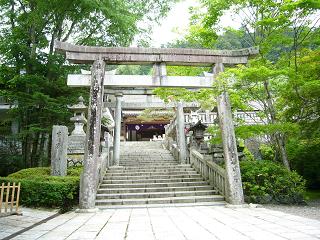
[225,204,249,209]
[75,208,99,213]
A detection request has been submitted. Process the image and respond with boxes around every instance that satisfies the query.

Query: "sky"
[149,0,242,47]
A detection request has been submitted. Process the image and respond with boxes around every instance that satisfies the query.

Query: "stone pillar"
[214,63,244,205]
[153,62,167,86]
[80,59,105,210]
[105,132,111,167]
[51,125,68,176]
[113,93,122,166]
[176,101,187,164]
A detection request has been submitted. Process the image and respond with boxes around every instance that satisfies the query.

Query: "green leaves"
[240,160,306,203]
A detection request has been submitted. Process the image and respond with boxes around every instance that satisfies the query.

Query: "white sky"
[149,0,241,47]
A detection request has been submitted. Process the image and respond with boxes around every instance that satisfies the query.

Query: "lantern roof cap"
[189,120,208,131]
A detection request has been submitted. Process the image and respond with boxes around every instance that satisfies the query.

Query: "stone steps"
[97,185,214,194]
[95,195,224,206]
[104,174,201,180]
[105,171,198,176]
[102,177,204,184]
[108,167,195,173]
[99,181,210,189]
[96,190,217,200]
[95,141,225,207]
[108,165,191,171]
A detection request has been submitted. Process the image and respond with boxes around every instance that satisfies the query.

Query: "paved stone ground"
[264,200,320,221]
[2,206,320,240]
[0,207,58,240]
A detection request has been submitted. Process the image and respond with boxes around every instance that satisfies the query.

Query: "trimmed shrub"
[240,160,306,204]
[0,167,82,212]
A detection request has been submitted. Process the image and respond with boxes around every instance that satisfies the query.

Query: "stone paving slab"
[1,206,320,240]
[0,207,58,240]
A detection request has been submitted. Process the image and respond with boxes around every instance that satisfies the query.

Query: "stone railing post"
[214,63,244,205]
[79,59,105,211]
[113,93,123,166]
[176,101,187,164]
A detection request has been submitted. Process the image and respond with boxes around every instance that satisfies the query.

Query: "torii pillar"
[113,93,123,166]
[214,63,244,205]
[176,101,187,164]
[79,59,105,210]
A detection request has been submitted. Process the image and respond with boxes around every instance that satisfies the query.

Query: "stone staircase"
[96,141,225,208]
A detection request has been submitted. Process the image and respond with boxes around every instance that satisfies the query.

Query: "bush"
[259,144,275,161]
[287,138,320,189]
[0,167,82,212]
[243,147,255,161]
[240,160,306,204]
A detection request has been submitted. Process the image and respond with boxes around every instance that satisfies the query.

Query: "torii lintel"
[54,41,259,66]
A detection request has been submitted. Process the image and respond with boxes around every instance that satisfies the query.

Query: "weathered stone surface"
[67,135,86,154]
[215,62,244,205]
[152,62,167,85]
[176,101,187,164]
[217,90,244,205]
[51,125,68,176]
[55,40,259,65]
[80,60,105,209]
[213,153,224,158]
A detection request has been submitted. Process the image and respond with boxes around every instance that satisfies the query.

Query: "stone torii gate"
[55,41,258,210]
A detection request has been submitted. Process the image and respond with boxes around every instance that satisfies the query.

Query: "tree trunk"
[276,133,290,170]
[38,133,46,166]
[263,80,290,170]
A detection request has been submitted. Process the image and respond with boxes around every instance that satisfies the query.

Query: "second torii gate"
[55,41,258,210]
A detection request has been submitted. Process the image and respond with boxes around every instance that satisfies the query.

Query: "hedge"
[240,160,306,204]
[0,167,82,212]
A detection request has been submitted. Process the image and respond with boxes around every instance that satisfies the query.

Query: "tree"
[154,0,319,170]
[0,0,176,172]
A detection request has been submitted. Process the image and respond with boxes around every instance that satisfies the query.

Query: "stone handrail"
[184,111,263,126]
[190,149,227,198]
[164,136,180,163]
[171,143,180,162]
[164,115,177,137]
[96,133,113,189]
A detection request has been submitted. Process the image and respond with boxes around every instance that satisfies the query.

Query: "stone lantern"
[67,96,87,166]
[68,96,87,136]
[189,120,207,140]
[189,120,208,151]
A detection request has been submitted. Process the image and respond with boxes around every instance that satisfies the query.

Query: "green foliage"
[67,166,83,177]
[8,167,51,179]
[1,167,82,212]
[304,190,320,201]
[116,65,152,75]
[287,138,320,188]
[240,160,306,204]
[101,116,112,126]
[243,147,255,161]
[166,66,210,76]
[235,123,299,140]
[259,144,275,161]
[0,0,176,170]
